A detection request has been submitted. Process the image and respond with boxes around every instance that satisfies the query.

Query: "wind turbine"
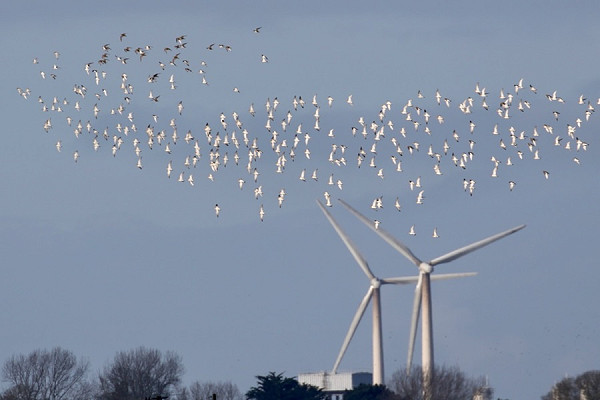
[317,200,476,385]
[338,199,525,399]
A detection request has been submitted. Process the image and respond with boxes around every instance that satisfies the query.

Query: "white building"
[297,371,373,400]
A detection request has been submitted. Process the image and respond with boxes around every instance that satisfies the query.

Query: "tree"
[0,347,93,400]
[178,380,242,400]
[343,383,400,400]
[542,370,600,400]
[97,347,184,400]
[245,372,327,400]
[388,365,490,400]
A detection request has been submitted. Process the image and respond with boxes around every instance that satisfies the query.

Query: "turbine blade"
[338,199,422,266]
[332,285,374,374]
[380,276,420,285]
[317,200,376,280]
[407,274,423,372]
[381,272,476,285]
[429,224,526,266]
[430,272,478,281]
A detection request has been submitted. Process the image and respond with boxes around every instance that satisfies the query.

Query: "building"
[297,371,373,400]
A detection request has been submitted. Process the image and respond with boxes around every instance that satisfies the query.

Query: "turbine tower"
[338,199,525,400]
[317,200,476,385]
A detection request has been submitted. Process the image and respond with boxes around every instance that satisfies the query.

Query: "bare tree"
[388,365,490,400]
[542,370,600,400]
[575,371,600,399]
[1,347,92,400]
[178,380,242,400]
[97,347,184,400]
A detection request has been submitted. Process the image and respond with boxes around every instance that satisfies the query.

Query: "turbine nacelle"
[370,278,381,289]
[419,262,433,274]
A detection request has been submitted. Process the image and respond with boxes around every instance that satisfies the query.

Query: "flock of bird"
[17,29,593,235]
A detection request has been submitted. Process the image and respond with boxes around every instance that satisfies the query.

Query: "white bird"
[278,189,286,208]
[346,94,353,106]
[409,225,416,236]
[432,227,439,238]
[323,192,332,207]
[311,169,318,181]
[261,54,269,63]
[259,204,265,221]
[394,197,401,212]
[214,204,220,217]
[55,141,62,152]
[254,186,263,199]
[416,190,425,204]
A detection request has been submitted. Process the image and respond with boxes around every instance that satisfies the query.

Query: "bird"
[259,204,265,221]
[323,192,332,207]
[432,227,439,238]
[253,27,262,33]
[394,197,401,211]
[214,204,220,217]
[409,225,416,236]
[261,54,269,63]
[416,190,425,204]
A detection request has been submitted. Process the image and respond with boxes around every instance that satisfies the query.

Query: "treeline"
[2,346,597,399]
[0,346,242,400]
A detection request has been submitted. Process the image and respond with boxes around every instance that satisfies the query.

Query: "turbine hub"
[419,262,433,274]
[370,278,381,289]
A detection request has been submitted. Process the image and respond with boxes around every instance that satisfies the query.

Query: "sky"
[1,1,599,399]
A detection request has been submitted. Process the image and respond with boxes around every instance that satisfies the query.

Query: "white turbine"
[317,200,476,385]
[338,199,525,399]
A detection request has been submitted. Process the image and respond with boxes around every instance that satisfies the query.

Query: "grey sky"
[1,2,599,399]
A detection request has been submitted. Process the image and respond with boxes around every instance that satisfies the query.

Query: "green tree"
[343,383,401,400]
[245,372,327,400]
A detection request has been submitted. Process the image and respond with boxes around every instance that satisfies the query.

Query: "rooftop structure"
[298,371,372,400]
